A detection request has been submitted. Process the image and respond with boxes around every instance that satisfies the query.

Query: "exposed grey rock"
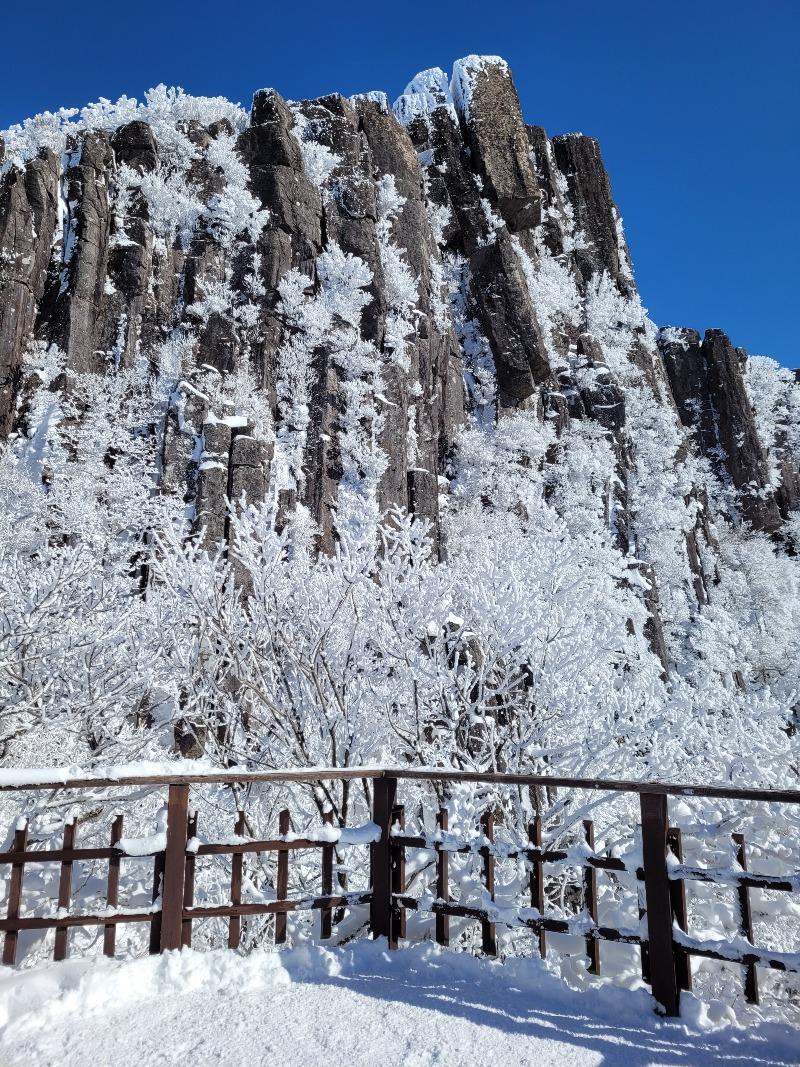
[0,148,59,436]
[470,231,552,406]
[526,125,568,255]
[683,487,717,607]
[406,104,491,256]
[302,346,342,556]
[289,91,386,553]
[194,419,232,547]
[111,121,159,173]
[295,94,386,342]
[356,97,464,539]
[43,131,116,373]
[454,60,541,234]
[240,88,322,389]
[107,214,154,369]
[400,92,551,409]
[659,327,782,532]
[525,125,563,213]
[160,405,195,498]
[575,333,625,432]
[775,438,800,520]
[639,562,669,677]
[552,133,631,293]
[229,431,271,509]
[275,487,297,534]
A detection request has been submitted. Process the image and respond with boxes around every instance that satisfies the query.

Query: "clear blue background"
[2,1,797,365]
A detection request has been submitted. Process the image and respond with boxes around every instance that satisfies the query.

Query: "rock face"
[400,61,552,409]
[44,132,116,373]
[452,57,541,234]
[551,134,632,293]
[658,327,783,532]
[354,95,463,542]
[0,146,59,435]
[1,54,798,670]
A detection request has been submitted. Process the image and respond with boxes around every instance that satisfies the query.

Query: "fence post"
[733,832,760,1005]
[529,816,546,959]
[583,820,600,974]
[667,827,692,992]
[480,810,497,956]
[640,791,679,1016]
[53,820,76,961]
[436,809,450,947]
[275,809,290,945]
[149,851,165,954]
[2,822,28,966]
[370,775,397,942]
[320,810,334,940]
[160,784,189,952]
[390,804,406,948]
[182,811,198,948]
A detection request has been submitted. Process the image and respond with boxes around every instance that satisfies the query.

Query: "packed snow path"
[0,943,796,1066]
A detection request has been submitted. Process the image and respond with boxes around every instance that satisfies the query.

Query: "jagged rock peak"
[392,55,511,126]
[1,52,797,586]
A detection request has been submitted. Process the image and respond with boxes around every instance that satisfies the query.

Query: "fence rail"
[1,766,798,1017]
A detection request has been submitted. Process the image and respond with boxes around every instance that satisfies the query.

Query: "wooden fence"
[1,767,799,1017]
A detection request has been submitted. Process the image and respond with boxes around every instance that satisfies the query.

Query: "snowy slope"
[1,942,797,1067]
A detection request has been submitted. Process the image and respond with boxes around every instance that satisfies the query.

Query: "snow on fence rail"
[1,767,799,1018]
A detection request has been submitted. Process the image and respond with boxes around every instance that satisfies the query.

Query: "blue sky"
[2,1,798,365]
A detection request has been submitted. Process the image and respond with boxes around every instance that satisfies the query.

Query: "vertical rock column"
[43,131,115,373]
[288,93,386,553]
[194,418,231,548]
[107,120,158,369]
[452,56,541,236]
[238,88,325,535]
[396,59,553,410]
[659,327,782,532]
[551,133,633,294]
[192,415,271,550]
[0,146,60,437]
[355,96,464,543]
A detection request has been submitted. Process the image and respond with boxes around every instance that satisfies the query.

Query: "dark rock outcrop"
[659,327,782,532]
[0,148,60,435]
[574,333,625,433]
[552,133,631,293]
[470,232,551,405]
[356,97,464,541]
[43,132,116,373]
[397,64,553,410]
[111,121,159,174]
[453,59,541,234]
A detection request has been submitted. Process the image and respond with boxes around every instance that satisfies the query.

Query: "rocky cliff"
[1,55,798,687]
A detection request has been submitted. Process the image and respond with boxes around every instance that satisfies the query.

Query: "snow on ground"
[0,942,796,1067]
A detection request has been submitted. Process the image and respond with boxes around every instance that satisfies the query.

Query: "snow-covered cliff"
[0,56,798,789]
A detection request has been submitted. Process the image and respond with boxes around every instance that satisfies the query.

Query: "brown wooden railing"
[1,767,799,1017]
